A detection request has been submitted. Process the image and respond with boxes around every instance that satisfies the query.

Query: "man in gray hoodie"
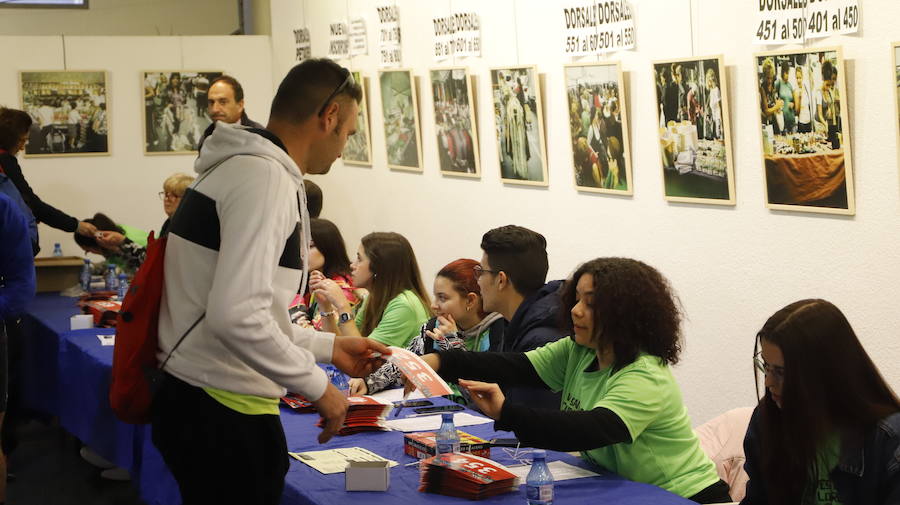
[152,59,385,505]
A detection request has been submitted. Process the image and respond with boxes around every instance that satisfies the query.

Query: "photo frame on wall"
[652,55,735,205]
[430,67,480,178]
[490,66,548,186]
[564,62,632,195]
[893,42,900,166]
[753,47,854,215]
[342,71,372,166]
[143,71,222,155]
[20,71,109,157]
[379,69,423,172]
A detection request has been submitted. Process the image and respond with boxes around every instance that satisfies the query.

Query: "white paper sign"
[377,5,402,68]
[288,447,397,475]
[349,17,368,56]
[328,21,350,59]
[804,0,860,39]
[294,27,311,62]
[97,334,115,346]
[432,12,481,61]
[563,1,635,57]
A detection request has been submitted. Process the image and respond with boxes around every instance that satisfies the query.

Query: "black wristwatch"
[338,311,352,324]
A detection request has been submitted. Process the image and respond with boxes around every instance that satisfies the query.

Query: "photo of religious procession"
[20,71,109,157]
[379,69,422,171]
[893,43,900,165]
[564,62,631,194]
[143,71,221,154]
[754,48,854,215]
[490,66,548,186]
[653,56,734,204]
[430,67,480,177]
[341,71,372,166]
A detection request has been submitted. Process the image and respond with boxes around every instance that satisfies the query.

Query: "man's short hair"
[269,58,362,123]
[210,75,245,102]
[304,179,323,218]
[481,225,549,297]
[0,107,33,151]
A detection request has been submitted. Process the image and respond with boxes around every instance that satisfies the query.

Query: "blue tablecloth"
[22,293,695,505]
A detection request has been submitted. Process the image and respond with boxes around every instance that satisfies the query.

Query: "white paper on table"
[505,460,601,482]
[367,387,425,403]
[97,334,115,346]
[288,447,397,474]
[383,412,492,432]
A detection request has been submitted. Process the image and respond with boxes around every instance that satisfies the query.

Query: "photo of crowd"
[490,66,547,186]
[20,71,109,156]
[653,56,734,204]
[341,71,372,166]
[430,68,479,177]
[143,71,221,154]
[379,70,422,171]
[564,63,631,194]
[894,44,900,148]
[755,48,853,214]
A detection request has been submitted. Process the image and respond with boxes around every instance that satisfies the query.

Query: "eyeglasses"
[754,351,785,384]
[317,69,355,117]
[158,191,182,200]
[473,265,498,279]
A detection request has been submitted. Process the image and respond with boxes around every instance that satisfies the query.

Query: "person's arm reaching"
[2,154,80,233]
[434,349,546,388]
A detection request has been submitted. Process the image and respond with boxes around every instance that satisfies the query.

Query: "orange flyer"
[386,346,453,397]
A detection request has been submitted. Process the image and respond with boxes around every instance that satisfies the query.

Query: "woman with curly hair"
[416,257,730,503]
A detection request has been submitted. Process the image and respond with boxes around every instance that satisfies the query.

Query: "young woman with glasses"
[743,299,900,505]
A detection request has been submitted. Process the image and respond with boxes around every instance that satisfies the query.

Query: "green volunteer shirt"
[808,436,844,505]
[203,386,280,415]
[526,338,720,498]
[355,290,430,348]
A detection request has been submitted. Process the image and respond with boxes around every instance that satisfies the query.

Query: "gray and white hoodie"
[157,123,332,402]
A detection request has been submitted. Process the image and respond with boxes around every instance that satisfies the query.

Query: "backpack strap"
[159,312,205,371]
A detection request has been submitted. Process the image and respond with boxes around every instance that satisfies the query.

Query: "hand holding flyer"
[387,346,453,398]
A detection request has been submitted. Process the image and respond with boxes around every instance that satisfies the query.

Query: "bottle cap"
[441,412,454,422]
[532,449,546,459]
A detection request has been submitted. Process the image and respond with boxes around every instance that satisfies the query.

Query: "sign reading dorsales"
[562,0,635,57]
[754,0,860,45]
[377,5,401,67]
[328,21,349,59]
[432,12,481,61]
[294,28,311,62]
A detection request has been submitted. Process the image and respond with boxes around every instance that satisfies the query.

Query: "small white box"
[70,314,93,330]
[345,460,390,492]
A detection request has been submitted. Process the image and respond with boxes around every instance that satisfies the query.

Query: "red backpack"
[109,231,203,424]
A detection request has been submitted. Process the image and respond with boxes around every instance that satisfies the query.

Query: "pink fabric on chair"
[695,407,754,502]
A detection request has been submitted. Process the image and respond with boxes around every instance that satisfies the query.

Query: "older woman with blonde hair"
[159,172,195,235]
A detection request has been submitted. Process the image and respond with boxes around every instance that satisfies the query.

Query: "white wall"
[0,34,274,258]
[0,0,240,36]
[269,0,900,424]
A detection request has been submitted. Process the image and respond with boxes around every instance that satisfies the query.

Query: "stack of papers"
[288,447,397,474]
[419,452,519,499]
[384,412,492,432]
[317,396,392,435]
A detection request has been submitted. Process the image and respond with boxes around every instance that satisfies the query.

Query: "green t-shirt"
[355,290,430,348]
[808,436,844,505]
[526,338,720,498]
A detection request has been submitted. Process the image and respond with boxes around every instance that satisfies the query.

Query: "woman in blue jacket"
[743,299,900,505]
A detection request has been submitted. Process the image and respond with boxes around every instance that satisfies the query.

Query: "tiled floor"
[6,418,146,505]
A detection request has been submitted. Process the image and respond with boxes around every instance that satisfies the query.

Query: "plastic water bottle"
[525,450,554,505]
[326,365,349,396]
[80,259,92,291]
[52,243,63,257]
[104,265,118,291]
[435,413,460,455]
[116,273,129,300]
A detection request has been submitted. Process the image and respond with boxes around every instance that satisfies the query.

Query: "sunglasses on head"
[317,69,354,117]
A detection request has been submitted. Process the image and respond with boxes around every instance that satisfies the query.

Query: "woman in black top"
[0,107,96,253]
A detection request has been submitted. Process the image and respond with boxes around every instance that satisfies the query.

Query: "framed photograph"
[379,69,423,171]
[143,71,222,154]
[652,55,735,204]
[430,67,480,178]
[564,62,632,194]
[893,42,900,166]
[753,47,854,215]
[20,71,109,157]
[342,71,372,166]
[490,66,548,186]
